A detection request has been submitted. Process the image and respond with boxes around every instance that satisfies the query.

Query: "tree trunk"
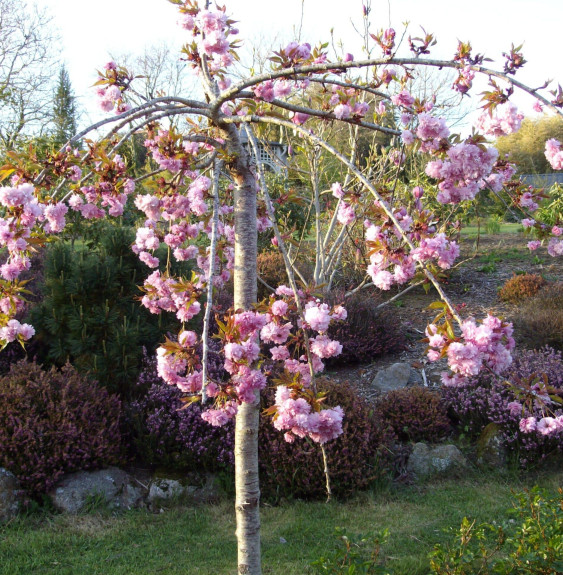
[225,124,261,575]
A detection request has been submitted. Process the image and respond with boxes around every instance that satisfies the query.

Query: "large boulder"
[0,468,21,523]
[49,468,143,514]
[407,443,468,478]
[371,362,413,393]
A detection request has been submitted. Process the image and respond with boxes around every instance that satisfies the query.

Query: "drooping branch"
[228,113,463,324]
[212,56,563,118]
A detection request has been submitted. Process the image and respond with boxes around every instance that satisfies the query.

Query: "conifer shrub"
[0,360,122,496]
[498,272,546,303]
[325,292,407,365]
[373,386,452,443]
[513,282,563,350]
[29,225,187,397]
[258,379,400,500]
[443,347,563,466]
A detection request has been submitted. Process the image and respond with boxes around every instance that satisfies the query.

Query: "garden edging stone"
[0,467,22,523]
[49,467,143,514]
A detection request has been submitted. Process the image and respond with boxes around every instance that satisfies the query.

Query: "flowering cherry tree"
[1,1,563,573]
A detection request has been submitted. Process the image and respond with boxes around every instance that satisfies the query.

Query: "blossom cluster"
[545,138,563,170]
[330,182,357,226]
[262,286,347,386]
[414,113,450,152]
[426,314,515,385]
[272,385,344,444]
[94,61,132,114]
[0,182,70,333]
[474,102,524,138]
[178,7,237,72]
[519,415,563,436]
[363,189,460,291]
[157,286,347,442]
[329,86,370,120]
[425,143,499,204]
[68,154,135,218]
[141,270,202,323]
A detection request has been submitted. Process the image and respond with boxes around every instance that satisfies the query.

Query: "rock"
[371,362,412,393]
[147,479,185,503]
[148,475,219,505]
[0,468,21,523]
[407,443,468,478]
[49,467,142,514]
[476,423,507,468]
[190,474,219,503]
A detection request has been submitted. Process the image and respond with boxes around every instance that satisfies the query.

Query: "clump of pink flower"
[416,113,450,152]
[475,102,524,138]
[272,386,344,444]
[426,314,515,385]
[411,233,460,269]
[545,138,563,170]
[425,143,498,204]
[391,90,414,109]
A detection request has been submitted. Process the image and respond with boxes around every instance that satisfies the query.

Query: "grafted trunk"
[224,124,261,575]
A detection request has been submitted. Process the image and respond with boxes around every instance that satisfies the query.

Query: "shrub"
[126,347,233,472]
[430,487,563,575]
[256,250,289,301]
[485,215,502,235]
[443,347,563,466]
[498,273,546,303]
[0,360,122,496]
[129,359,404,499]
[513,282,563,350]
[326,292,407,365]
[258,378,400,501]
[373,386,451,443]
[29,227,188,398]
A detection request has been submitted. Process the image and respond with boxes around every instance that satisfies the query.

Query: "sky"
[34,0,562,125]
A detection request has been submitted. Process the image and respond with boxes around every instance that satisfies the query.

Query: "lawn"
[1,468,561,575]
[460,222,522,238]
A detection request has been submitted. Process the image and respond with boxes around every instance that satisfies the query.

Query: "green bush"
[311,528,391,574]
[29,225,184,397]
[430,487,563,575]
[0,360,123,496]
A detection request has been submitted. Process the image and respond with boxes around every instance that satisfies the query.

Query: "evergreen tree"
[52,65,77,146]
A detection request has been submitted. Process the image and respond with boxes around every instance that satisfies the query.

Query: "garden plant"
[0,1,562,573]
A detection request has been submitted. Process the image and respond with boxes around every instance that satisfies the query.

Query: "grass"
[1,469,561,575]
[461,222,522,238]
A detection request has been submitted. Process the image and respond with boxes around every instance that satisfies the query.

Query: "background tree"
[0,3,562,574]
[51,65,78,147]
[496,115,563,174]
[0,0,59,152]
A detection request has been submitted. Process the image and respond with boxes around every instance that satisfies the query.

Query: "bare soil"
[325,232,563,401]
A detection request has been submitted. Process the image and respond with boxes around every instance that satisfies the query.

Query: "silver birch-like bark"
[221,123,261,575]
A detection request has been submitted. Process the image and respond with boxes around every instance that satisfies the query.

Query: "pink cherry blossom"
[545,138,563,170]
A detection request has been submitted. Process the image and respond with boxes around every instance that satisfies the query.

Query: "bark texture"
[225,124,261,575]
